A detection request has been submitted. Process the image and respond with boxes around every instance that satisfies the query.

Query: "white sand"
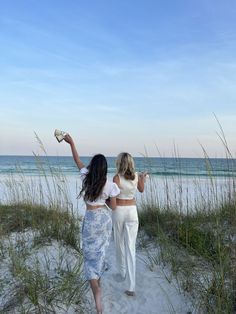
[0,181,197,314]
[86,237,194,314]
[0,230,194,314]
[0,171,200,313]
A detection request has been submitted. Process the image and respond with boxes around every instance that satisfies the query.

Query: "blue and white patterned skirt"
[82,207,112,280]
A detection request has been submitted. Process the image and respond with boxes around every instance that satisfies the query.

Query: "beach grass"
[138,167,236,313]
[0,138,90,313]
[0,203,81,251]
[1,131,236,313]
[137,122,236,313]
[0,203,88,313]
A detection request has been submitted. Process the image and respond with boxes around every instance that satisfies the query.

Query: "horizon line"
[0,154,235,160]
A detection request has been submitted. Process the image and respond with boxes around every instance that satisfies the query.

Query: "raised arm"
[63,134,85,170]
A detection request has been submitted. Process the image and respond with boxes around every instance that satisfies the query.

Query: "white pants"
[112,205,139,292]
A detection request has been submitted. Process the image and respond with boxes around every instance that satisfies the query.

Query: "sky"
[0,0,236,157]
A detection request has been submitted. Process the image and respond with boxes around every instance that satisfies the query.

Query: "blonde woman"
[112,152,147,296]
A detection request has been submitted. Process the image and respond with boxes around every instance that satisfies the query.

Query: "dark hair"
[79,154,107,202]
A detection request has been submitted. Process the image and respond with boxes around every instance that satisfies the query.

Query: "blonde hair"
[116,152,136,180]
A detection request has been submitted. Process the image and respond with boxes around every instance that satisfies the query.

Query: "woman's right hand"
[64,134,74,145]
[64,134,84,169]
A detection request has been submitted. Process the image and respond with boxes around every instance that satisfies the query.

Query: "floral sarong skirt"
[82,207,112,280]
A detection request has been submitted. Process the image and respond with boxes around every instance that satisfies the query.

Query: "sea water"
[0,155,235,215]
[1,155,236,177]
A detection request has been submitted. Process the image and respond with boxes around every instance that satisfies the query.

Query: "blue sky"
[1,0,236,157]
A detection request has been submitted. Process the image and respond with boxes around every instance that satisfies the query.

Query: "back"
[117,172,138,200]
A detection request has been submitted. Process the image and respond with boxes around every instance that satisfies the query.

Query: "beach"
[2,1,236,311]
[1,155,235,213]
[89,236,194,314]
[0,156,235,313]
[0,210,194,314]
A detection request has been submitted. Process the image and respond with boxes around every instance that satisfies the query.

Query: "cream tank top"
[117,172,138,200]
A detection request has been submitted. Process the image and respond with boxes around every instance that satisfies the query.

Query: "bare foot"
[125,290,135,296]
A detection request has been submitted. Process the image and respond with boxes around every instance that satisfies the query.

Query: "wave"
[0,156,236,178]
[149,171,236,178]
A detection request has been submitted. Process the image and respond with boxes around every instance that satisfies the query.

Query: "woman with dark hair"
[63,134,120,314]
[113,152,147,297]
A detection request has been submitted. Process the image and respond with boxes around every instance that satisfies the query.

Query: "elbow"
[110,203,117,210]
[109,199,117,210]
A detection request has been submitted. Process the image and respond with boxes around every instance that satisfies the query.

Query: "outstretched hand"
[139,171,148,179]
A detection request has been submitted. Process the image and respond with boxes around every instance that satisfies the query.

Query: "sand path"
[86,238,194,314]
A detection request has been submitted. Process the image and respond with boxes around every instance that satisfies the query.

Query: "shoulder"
[79,167,88,179]
[80,167,88,175]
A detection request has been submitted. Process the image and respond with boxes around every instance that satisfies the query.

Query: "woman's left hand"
[139,171,148,179]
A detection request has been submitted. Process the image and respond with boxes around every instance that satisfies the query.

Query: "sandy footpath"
[86,238,194,314]
[0,231,195,314]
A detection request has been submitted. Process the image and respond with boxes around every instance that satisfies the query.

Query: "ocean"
[0,155,235,214]
[0,155,236,177]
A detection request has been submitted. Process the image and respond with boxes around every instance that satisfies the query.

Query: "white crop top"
[79,167,120,206]
[117,172,138,200]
